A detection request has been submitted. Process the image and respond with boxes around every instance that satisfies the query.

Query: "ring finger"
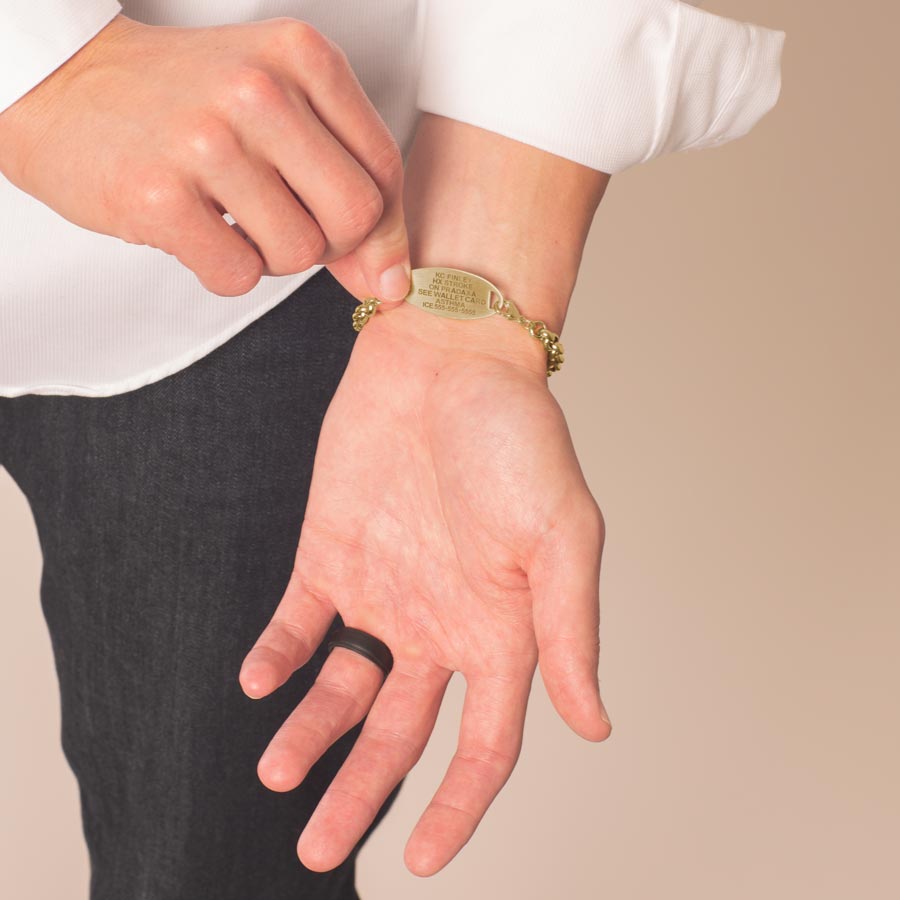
[199,134,327,277]
[296,660,453,871]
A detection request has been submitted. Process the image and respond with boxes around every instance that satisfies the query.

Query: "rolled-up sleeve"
[0,2,123,115]
[415,0,785,173]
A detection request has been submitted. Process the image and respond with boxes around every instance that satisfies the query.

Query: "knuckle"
[328,785,378,819]
[273,617,314,660]
[368,137,404,191]
[482,645,538,676]
[216,254,263,296]
[179,115,241,168]
[337,187,384,238]
[130,169,191,225]
[458,743,518,773]
[266,229,326,275]
[364,725,422,768]
[221,63,285,112]
[268,17,337,66]
[317,678,367,719]
[305,33,346,79]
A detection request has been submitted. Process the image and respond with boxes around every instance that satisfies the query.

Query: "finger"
[404,668,533,878]
[230,82,389,265]
[277,29,412,300]
[351,151,411,306]
[296,661,452,872]
[256,642,388,792]
[325,248,373,302]
[278,88,408,302]
[195,122,327,277]
[149,184,264,296]
[239,570,338,699]
[530,500,611,742]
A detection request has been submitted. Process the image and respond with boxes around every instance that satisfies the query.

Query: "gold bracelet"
[351,266,564,377]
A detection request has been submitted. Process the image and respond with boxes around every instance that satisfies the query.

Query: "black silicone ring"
[326,625,394,678]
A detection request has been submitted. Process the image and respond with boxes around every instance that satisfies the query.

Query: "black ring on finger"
[326,625,393,678]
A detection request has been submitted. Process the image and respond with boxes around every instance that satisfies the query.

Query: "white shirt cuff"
[415,0,786,174]
[0,2,124,115]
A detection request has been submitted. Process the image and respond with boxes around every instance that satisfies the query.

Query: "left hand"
[238,301,610,876]
[239,113,613,877]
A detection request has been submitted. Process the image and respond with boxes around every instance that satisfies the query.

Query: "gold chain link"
[491,297,565,376]
[351,297,381,333]
[351,294,564,377]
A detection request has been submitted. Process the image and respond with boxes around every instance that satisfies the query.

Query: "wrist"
[0,13,142,185]
[402,113,611,336]
[359,289,552,379]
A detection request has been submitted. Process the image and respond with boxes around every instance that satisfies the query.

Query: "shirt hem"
[0,265,325,398]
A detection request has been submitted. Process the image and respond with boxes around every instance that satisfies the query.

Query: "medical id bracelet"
[351,266,564,377]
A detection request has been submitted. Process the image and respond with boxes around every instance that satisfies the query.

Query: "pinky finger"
[239,569,337,699]
[160,193,264,297]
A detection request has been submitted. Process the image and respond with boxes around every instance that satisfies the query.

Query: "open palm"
[239,299,611,876]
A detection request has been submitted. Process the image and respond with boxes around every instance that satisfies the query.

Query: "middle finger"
[233,84,386,260]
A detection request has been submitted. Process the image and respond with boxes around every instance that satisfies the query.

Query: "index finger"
[404,666,534,877]
[264,19,397,188]
[266,19,410,297]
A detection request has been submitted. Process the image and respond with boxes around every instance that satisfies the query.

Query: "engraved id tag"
[405,267,503,320]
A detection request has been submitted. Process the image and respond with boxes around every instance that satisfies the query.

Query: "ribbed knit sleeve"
[415,0,785,173]
[0,1,123,115]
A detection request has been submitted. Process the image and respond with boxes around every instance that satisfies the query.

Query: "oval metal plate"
[405,267,502,320]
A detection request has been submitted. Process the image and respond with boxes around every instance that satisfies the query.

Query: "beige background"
[2,1,898,897]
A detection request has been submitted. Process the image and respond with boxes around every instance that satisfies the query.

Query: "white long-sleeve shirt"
[0,1,785,397]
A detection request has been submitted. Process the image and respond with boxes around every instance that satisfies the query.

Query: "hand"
[0,14,410,300]
[239,303,611,876]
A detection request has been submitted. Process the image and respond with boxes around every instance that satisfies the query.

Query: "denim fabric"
[0,269,402,900]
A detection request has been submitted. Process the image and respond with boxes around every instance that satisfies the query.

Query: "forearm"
[403,112,611,337]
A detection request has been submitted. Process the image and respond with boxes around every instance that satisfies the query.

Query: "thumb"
[529,500,612,742]
[352,142,412,307]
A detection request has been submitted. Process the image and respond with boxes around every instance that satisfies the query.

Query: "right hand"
[0,13,411,300]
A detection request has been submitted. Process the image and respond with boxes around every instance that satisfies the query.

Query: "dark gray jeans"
[0,269,401,899]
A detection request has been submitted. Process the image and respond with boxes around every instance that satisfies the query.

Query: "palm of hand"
[240,308,610,876]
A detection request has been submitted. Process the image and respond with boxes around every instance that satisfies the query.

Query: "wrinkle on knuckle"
[327,784,379,820]
[272,616,314,657]
[292,229,327,267]
[281,711,333,749]
[363,724,421,765]
[216,254,263,295]
[367,137,403,190]
[429,797,478,824]
[457,743,517,774]
[479,647,538,678]
[252,642,296,677]
[317,677,367,718]
[336,188,383,238]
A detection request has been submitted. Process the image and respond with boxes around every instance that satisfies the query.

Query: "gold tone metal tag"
[404,267,503,320]
[352,265,564,376]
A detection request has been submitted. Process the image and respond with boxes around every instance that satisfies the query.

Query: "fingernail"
[379,262,411,301]
[598,695,611,729]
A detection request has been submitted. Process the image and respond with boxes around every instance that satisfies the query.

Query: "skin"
[241,114,614,876]
[0,13,412,300]
[0,12,613,880]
